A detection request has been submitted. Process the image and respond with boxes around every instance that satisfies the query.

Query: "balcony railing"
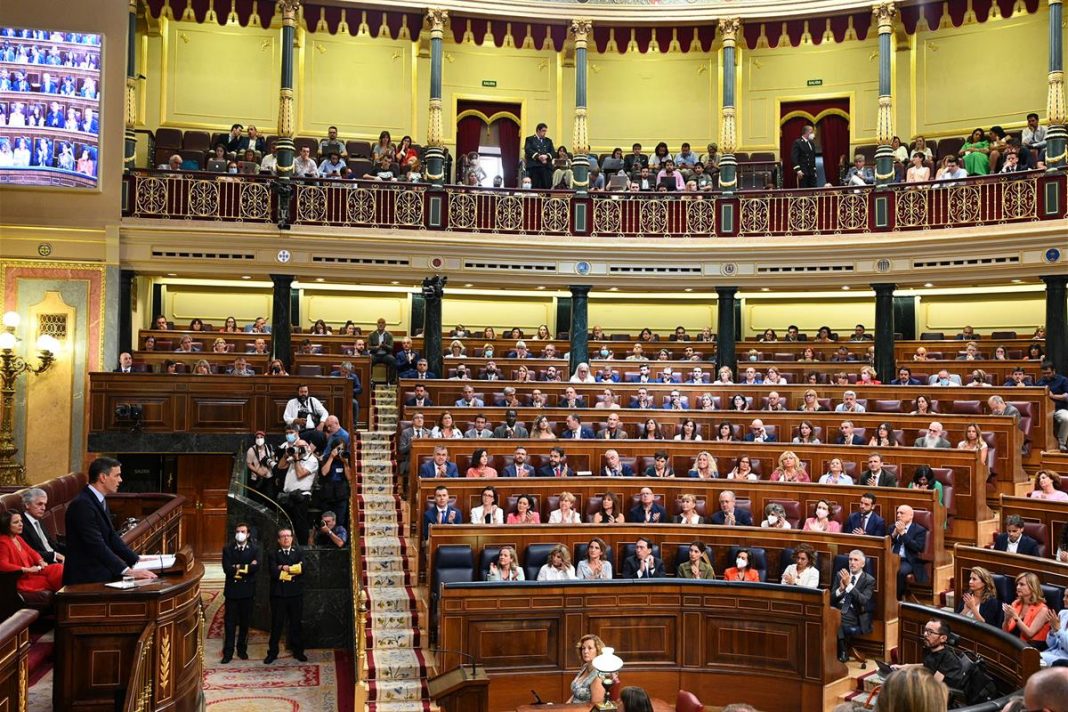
[122,169,1066,237]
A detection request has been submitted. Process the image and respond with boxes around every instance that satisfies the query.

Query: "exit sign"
[482,80,497,87]
[807,79,823,87]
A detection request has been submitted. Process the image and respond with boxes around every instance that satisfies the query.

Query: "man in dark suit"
[858,453,898,488]
[743,418,776,442]
[627,487,667,524]
[492,410,529,439]
[501,446,535,477]
[993,515,1041,556]
[890,366,923,386]
[113,352,134,373]
[404,384,433,407]
[891,505,928,600]
[20,487,64,563]
[601,449,635,477]
[536,447,575,477]
[221,522,260,663]
[709,490,753,526]
[265,528,305,664]
[791,124,817,188]
[418,445,459,478]
[397,413,428,473]
[394,337,420,378]
[836,421,867,446]
[620,537,664,579]
[831,550,876,662]
[63,457,156,585]
[523,122,555,189]
[369,318,397,384]
[237,124,267,155]
[561,414,595,439]
[845,493,887,537]
[422,485,462,538]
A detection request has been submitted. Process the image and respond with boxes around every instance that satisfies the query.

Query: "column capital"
[426,8,449,36]
[129,0,138,11]
[718,17,742,47]
[1042,274,1068,287]
[870,282,898,294]
[279,0,301,27]
[715,286,738,298]
[570,285,592,297]
[570,18,593,46]
[872,2,897,33]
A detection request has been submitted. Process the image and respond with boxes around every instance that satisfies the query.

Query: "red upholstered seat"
[675,690,703,712]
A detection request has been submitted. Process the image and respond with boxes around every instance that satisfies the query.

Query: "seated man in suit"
[914,422,952,449]
[890,366,922,386]
[858,454,898,488]
[709,490,753,526]
[558,386,585,409]
[418,445,459,478]
[398,413,429,473]
[501,446,535,477]
[562,413,594,439]
[831,550,876,662]
[394,337,420,378]
[455,385,484,408]
[411,359,437,380]
[422,485,461,538]
[63,457,157,585]
[627,487,667,524]
[994,515,1041,556]
[744,418,776,442]
[928,369,962,387]
[405,384,433,407]
[987,395,1021,419]
[465,414,493,440]
[21,487,65,563]
[662,390,688,411]
[536,446,575,478]
[626,364,655,384]
[845,492,887,536]
[114,352,134,373]
[620,537,664,579]
[836,420,866,446]
[601,449,635,477]
[493,410,530,439]
[890,505,928,600]
[598,412,627,440]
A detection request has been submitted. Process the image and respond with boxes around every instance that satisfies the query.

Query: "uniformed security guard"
[220,522,260,664]
[264,527,306,664]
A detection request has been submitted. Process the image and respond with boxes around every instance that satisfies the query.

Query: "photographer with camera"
[317,437,351,531]
[312,511,348,548]
[278,436,319,542]
[246,430,277,498]
[283,384,329,438]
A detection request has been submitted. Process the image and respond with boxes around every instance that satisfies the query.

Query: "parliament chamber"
[1,0,1067,710]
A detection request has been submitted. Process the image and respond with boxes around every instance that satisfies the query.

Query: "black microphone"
[530,689,545,705]
[428,647,477,677]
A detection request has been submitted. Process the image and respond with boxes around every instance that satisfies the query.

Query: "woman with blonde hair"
[1002,571,1051,648]
[192,359,212,375]
[771,450,810,482]
[537,544,576,581]
[687,451,718,479]
[955,566,1003,627]
[673,494,704,525]
[548,492,583,524]
[486,546,524,581]
[211,337,230,353]
[874,666,947,712]
[448,339,466,357]
[568,634,610,704]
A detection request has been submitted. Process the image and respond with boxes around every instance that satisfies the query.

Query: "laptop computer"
[607,174,629,191]
[238,161,259,174]
[206,159,227,172]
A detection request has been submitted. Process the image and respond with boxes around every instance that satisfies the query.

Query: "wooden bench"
[997,495,1068,559]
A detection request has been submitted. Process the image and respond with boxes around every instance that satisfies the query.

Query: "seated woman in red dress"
[0,510,64,593]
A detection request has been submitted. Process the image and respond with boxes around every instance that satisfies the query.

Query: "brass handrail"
[123,623,156,712]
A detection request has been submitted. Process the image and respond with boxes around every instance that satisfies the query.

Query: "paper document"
[132,555,176,571]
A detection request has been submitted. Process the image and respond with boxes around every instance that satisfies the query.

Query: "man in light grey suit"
[397,413,429,472]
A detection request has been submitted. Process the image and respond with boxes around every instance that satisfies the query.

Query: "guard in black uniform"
[791,124,818,188]
[220,522,260,663]
[265,527,306,664]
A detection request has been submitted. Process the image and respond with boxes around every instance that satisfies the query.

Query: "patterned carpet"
[26,567,354,712]
[358,385,432,712]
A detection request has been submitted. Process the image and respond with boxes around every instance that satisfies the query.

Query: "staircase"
[838,665,885,709]
[356,385,432,712]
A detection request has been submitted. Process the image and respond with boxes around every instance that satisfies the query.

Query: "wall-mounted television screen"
[0,26,101,189]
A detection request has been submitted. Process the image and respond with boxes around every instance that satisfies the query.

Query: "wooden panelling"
[998,495,1068,558]
[439,580,839,712]
[953,545,1068,607]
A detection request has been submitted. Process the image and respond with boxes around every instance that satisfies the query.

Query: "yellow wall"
[161,283,273,327]
[917,293,1044,335]
[440,295,556,335]
[589,298,717,334]
[743,297,876,338]
[301,289,410,333]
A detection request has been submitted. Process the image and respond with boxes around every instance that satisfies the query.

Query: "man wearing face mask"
[791,124,818,188]
[246,430,277,498]
[221,522,259,664]
[278,438,319,543]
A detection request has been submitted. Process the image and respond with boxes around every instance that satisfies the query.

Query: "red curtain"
[498,120,520,187]
[455,116,484,180]
[779,98,851,188]
[817,113,850,186]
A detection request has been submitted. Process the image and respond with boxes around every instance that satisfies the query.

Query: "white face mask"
[767,515,778,525]
[735,557,747,569]
[228,167,238,174]
[235,532,247,543]
[255,437,265,447]
[817,508,829,518]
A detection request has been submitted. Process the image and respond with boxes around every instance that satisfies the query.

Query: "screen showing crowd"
[0,26,101,189]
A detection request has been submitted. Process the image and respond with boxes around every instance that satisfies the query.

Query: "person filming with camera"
[312,511,348,548]
[317,437,351,531]
[283,384,329,439]
[277,435,318,542]
[246,430,277,498]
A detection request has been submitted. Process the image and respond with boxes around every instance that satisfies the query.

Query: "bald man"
[890,505,928,600]
[1024,667,1068,712]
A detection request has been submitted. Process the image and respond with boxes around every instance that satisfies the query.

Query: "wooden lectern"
[427,664,490,712]
[53,546,205,712]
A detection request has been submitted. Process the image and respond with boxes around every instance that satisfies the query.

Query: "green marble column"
[1045,0,1066,169]
[873,3,897,186]
[1043,275,1067,374]
[425,9,448,186]
[569,286,591,375]
[271,274,294,370]
[717,18,740,192]
[422,276,446,378]
[872,283,897,383]
[716,287,738,375]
